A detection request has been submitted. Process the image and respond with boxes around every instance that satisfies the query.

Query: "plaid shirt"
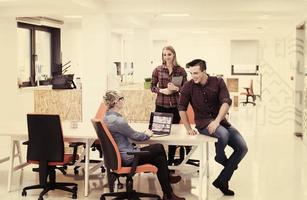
[151,65,187,108]
[178,76,232,129]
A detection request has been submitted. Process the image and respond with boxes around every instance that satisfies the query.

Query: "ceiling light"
[258,14,269,20]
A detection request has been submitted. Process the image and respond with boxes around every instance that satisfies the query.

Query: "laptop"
[148,112,173,135]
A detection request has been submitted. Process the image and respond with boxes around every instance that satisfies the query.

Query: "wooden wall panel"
[34,90,82,121]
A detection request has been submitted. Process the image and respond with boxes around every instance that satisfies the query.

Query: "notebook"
[171,76,183,87]
[148,112,173,135]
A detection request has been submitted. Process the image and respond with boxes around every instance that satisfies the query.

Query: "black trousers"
[155,105,191,165]
[138,144,173,196]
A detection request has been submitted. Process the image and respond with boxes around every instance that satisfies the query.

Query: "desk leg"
[199,144,204,200]
[206,142,210,200]
[84,139,90,196]
[16,142,23,166]
[7,140,16,192]
[206,142,209,178]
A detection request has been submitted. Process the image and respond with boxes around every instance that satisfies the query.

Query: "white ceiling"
[1,0,307,35]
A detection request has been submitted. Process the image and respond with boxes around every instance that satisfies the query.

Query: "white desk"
[129,123,217,200]
[2,122,216,200]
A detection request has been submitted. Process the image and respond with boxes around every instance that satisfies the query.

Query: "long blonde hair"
[161,45,179,66]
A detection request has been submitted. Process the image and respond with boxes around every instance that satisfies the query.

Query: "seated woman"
[103,90,185,200]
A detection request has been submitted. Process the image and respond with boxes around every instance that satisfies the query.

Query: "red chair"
[22,114,78,200]
[240,79,256,106]
[91,119,161,200]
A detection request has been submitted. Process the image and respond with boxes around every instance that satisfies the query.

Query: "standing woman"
[151,46,187,166]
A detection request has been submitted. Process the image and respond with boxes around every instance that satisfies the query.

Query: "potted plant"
[144,78,152,89]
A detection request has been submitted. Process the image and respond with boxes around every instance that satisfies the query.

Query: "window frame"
[17,22,61,87]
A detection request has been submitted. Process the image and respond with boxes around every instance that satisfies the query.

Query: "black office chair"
[91,118,161,200]
[21,114,78,200]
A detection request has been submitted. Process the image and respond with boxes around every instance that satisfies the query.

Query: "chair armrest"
[127,151,150,156]
[243,87,249,92]
[67,142,85,165]
[69,142,85,148]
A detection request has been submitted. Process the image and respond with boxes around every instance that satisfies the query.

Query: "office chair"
[91,119,161,200]
[21,114,78,200]
[240,79,256,106]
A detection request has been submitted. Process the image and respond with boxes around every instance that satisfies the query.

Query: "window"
[231,40,259,75]
[17,22,61,87]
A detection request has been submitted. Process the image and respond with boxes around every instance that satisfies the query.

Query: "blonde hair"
[161,45,179,66]
[103,90,122,109]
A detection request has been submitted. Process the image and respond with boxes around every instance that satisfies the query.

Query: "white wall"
[0,17,33,132]
[257,31,296,128]
[171,38,231,76]
[132,29,151,83]
[81,14,108,122]
[61,21,83,78]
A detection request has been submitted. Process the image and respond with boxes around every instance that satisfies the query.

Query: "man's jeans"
[198,125,248,183]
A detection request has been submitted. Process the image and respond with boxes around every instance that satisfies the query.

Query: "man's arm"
[216,102,230,123]
[179,111,198,135]
[207,103,230,134]
[207,79,232,134]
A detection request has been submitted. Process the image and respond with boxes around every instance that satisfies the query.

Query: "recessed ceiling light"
[258,14,269,20]
[161,13,190,17]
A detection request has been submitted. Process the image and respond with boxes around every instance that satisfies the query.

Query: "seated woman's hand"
[144,129,153,137]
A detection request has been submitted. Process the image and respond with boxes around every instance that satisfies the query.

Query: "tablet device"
[171,76,183,87]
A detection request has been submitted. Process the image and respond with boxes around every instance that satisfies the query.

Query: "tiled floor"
[1,103,307,199]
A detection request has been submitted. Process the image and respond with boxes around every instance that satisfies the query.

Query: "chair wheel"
[21,190,27,196]
[38,196,44,200]
[100,196,106,200]
[117,182,124,189]
[72,193,77,199]
[73,186,78,192]
[101,166,106,173]
[74,169,79,175]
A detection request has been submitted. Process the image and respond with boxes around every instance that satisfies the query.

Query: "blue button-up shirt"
[103,110,149,166]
